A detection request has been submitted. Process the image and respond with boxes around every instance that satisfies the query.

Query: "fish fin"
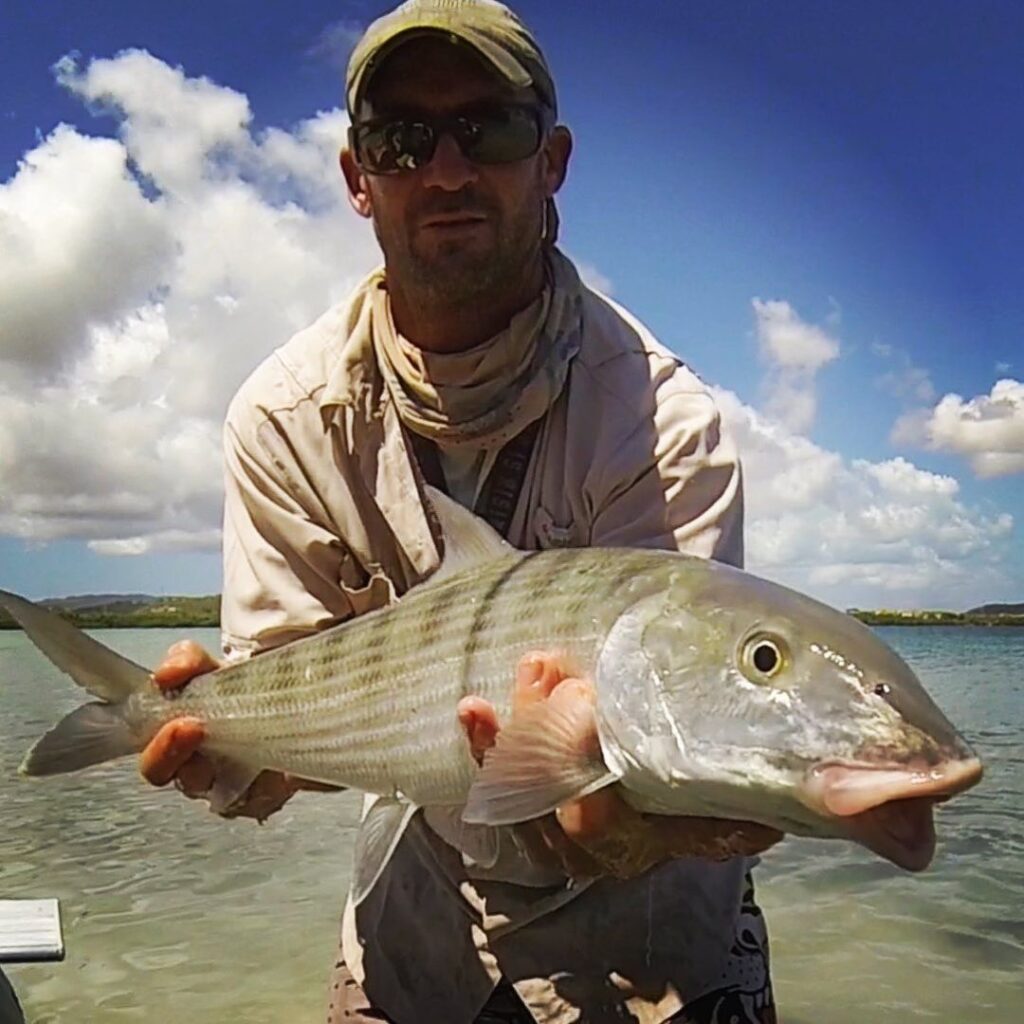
[423,486,518,582]
[462,693,617,826]
[0,589,150,702]
[19,702,139,776]
[206,757,264,816]
[421,805,502,868]
[351,796,419,906]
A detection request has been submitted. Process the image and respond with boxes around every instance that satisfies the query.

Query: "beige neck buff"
[371,248,584,450]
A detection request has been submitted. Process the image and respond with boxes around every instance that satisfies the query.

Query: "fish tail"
[1,589,150,776]
[20,702,140,776]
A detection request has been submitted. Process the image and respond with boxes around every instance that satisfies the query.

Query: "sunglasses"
[350,103,551,175]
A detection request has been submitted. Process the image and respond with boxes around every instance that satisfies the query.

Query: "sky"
[0,0,1021,611]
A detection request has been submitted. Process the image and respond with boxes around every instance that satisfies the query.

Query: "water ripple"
[4,626,1021,1023]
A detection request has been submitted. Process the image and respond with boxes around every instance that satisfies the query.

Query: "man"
[0,969,25,1024]
[141,2,780,1021]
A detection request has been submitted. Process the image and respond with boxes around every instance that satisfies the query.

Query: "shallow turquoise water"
[1,626,1020,1022]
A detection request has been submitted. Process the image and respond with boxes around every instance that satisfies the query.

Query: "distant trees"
[0,596,220,630]
[850,609,1024,627]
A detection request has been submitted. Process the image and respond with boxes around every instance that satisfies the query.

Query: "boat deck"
[0,900,63,963]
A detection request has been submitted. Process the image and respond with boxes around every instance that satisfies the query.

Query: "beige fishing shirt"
[220,269,772,1024]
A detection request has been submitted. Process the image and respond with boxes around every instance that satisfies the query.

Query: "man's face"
[343,37,569,306]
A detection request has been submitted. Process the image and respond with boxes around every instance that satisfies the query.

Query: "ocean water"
[1,625,1020,1023]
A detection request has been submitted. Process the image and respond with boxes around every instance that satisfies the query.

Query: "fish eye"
[740,633,788,683]
[874,682,892,699]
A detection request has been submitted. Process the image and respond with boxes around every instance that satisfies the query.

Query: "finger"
[139,717,205,786]
[556,786,639,844]
[555,788,659,878]
[509,817,603,879]
[175,752,215,798]
[456,696,500,765]
[222,771,300,822]
[531,815,605,879]
[513,651,573,712]
[152,640,221,693]
[547,678,599,756]
[651,817,784,860]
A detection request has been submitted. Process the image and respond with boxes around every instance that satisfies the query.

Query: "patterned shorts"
[326,878,776,1024]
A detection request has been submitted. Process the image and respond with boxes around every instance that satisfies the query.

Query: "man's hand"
[457,653,783,880]
[139,640,336,822]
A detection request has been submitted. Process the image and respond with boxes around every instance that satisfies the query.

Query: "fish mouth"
[802,757,983,871]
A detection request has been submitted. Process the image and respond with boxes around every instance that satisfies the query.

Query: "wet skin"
[140,643,781,875]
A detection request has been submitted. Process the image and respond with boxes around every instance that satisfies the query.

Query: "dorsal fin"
[425,485,519,583]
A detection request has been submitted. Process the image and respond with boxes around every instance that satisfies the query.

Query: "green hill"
[967,602,1024,616]
[0,595,220,630]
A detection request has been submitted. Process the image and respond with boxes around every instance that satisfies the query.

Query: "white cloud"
[308,19,365,72]
[714,388,1017,609]
[0,125,173,374]
[753,298,839,371]
[89,528,222,556]
[575,258,613,296]
[752,298,840,433]
[55,51,252,195]
[892,378,1024,478]
[871,341,936,403]
[0,51,379,555]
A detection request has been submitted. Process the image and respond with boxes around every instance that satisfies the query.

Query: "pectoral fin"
[421,805,502,868]
[206,757,263,816]
[462,683,616,826]
[351,796,419,906]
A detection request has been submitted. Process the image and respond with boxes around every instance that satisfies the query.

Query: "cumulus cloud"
[892,378,1024,478]
[714,388,1016,609]
[54,51,252,195]
[752,298,840,433]
[0,50,379,554]
[0,126,173,374]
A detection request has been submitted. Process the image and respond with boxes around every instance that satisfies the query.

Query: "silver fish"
[2,488,982,900]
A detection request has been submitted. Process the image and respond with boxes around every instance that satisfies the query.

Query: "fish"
[2,487,982,901]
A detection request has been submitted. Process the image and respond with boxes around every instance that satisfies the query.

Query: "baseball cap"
[346,0,557,117]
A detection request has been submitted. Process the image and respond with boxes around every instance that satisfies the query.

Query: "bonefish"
[1,488,982,902]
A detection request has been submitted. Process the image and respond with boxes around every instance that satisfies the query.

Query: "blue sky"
[0,0,1021,610]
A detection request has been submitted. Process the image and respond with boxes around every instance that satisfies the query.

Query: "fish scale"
[117,547,662,806]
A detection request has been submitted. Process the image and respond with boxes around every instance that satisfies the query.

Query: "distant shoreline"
[1,598,1022,631]
[0,596,219,631]
[850,611,1024,628]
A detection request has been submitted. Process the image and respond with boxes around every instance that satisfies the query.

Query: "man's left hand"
[457,653,783,880]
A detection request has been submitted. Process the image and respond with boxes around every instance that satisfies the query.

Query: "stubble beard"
[378,196,544,313]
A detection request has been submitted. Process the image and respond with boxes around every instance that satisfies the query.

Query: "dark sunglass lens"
[457,107,542,164]
[358,120,437,173]
[357,107,542,173]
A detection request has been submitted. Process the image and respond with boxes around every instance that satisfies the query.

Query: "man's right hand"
[139,640,328,822]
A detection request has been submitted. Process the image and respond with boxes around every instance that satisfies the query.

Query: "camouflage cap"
[346,0,557,117]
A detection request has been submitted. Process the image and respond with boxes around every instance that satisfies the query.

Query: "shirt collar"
[318,269,386,424]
